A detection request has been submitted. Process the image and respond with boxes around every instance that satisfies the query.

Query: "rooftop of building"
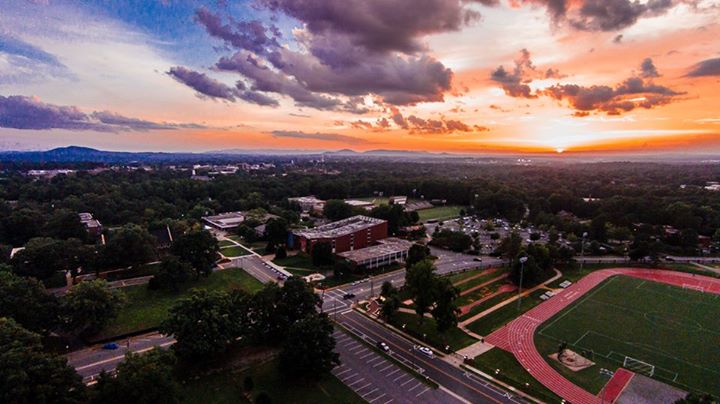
[202,211,246,229]
[337,238,413,262]
[293,215,385,239]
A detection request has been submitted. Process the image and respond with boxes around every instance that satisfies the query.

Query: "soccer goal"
[682,284,705,293]
[623,356,655,377]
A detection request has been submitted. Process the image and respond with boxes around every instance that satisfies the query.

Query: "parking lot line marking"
[416,387,430,397]
[401,378,415,387]
[393,374,408,383]
[382,399,393,404]
[348,378,366,388]
[407,382,423,392]
[359,351,374,359]
[335,368,353,377]
[341,373,360,383]
[362,388,379,398]
[355,382,372,392]
[384,367,400,377]
[347,344,363,352]
[378,363,394,372]
[369,393,386,403]
[366,356,383,365]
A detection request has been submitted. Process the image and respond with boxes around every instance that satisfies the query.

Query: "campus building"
[290,215,387,254]
[288,196,326,213]
[337,238,413,270]
[202,211,246,230]
[78,212,102,237]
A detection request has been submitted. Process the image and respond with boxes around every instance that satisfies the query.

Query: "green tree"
[264,218,289,246]
[91,348,180,404]
[244,284,285,344]
[148,256,194,291]
[61,280,125,337]
[102,225,157,269]
[0,317,86,404]
[171,229,219,277]
[279,314,340,380]
[45,209,86,241]
[675,393,717,404]
[311,242,334,267]
[406,243,430,268]
[160,290,237,360]
[0,272,59,334]
[431,278,460,333]
[497,232,522,259]
[323,200,354,221]
[405,260,437,323]
[274,245,287,260]
[380,281,400,321]
[277,277,321,324]
[429,229,472,252]
[12,237,90,280]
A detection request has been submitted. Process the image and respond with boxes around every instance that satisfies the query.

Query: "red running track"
[485,268,720,404]
[601,368,635,403]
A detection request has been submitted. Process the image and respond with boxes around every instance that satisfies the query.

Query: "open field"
[535,275,720,395]
[94,268,263,341]
[417,205,463,222]
[181,359,363,404]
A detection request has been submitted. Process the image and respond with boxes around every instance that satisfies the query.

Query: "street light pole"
[580,232,588,272]
[517,256,528,311]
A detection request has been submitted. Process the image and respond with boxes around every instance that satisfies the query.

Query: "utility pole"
[516,256,528,311]
[580,231,588,272]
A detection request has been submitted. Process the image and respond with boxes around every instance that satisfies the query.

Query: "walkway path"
[485,268,720,404]
[459,273,509,297]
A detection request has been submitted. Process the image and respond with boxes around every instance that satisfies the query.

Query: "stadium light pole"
[516,256,528,311]
[580,232,588,272]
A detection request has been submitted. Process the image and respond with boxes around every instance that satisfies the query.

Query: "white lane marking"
[362,388,379,398]
[384,367,400,377]
[358,351,374,359]
[416,387,430,397]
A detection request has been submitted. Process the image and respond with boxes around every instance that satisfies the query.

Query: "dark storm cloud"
[186,0,470,112]
[520,0,694,32]
[490,49,552,99]
[167,66,279,106]
[543,76,682,115]
[0,95,206,132]
[640,58,660,78]
[686,57,720,77]
[257,0,481,53]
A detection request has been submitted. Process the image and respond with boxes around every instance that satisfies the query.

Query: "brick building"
[291,215,387,254]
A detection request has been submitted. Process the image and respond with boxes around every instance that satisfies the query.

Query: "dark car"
[343,293,356,300]
[102,342,119,350]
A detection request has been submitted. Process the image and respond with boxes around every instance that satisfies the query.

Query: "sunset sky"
[1,0,719,154]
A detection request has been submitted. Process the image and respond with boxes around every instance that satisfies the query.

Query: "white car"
[416,346,434,358]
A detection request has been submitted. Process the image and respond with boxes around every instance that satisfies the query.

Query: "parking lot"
[332,329,463,404]
[228,255,290,283]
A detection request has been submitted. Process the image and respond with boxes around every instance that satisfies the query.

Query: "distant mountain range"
[0,146,447,164]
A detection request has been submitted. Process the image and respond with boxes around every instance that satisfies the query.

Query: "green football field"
[534,275,720,396]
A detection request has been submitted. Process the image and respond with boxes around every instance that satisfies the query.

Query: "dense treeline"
[1,161,719,248]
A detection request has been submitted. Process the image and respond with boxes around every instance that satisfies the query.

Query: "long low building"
[202,211,245,230]
[291,215,387,254]
[337,238,413,269]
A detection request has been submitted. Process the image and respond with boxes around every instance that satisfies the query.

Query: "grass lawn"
[94,268,263,341]
[355,196,389,205]
[417,205,463,222]
[452,269,507,293]
[218,239,237,248]
[471,348,562,403]
[227,235,243,243]
[459,291,514,322]
[455,279,506,307]
[389,311,477,352]
[220,245,252,257]
[181,359,363,404]
[273,254,316,270]
[535,275,720,396]
[465,290,546,336]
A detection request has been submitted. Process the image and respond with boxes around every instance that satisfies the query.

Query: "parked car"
[376,341,390,352]
[102,342,119,350]
[343,293,356,300]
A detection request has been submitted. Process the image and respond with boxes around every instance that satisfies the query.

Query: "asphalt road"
[66,332,175,383]
[336,310,523,404]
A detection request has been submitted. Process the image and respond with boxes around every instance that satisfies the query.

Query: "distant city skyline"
[1,0,719,153]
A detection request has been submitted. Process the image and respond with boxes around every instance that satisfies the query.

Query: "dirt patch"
[549,349,595,371]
